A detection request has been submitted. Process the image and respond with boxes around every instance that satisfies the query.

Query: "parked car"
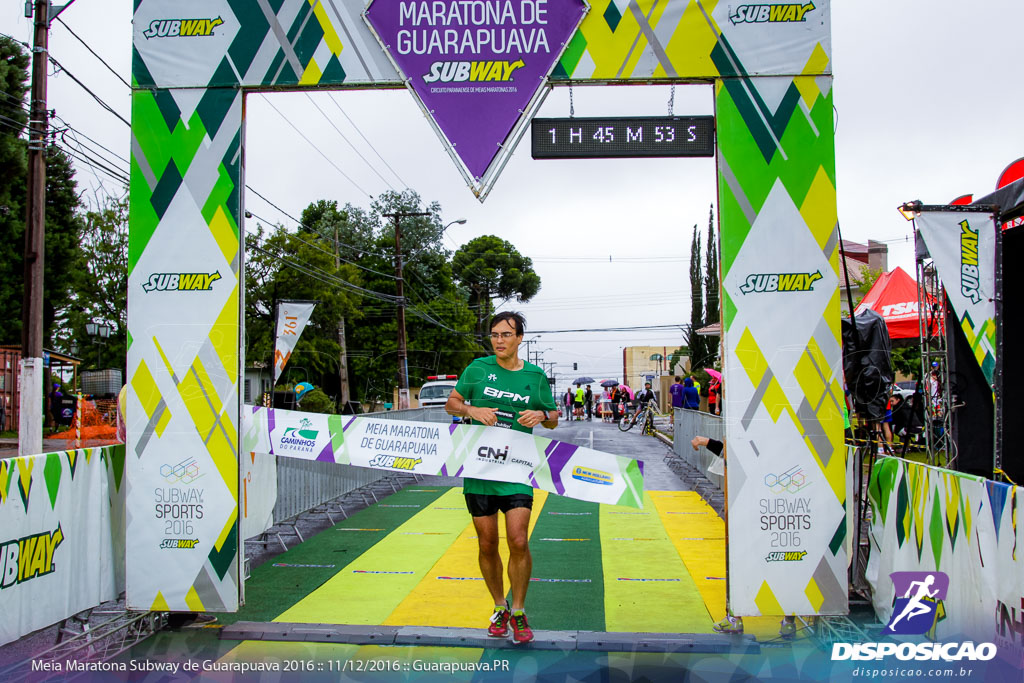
[417,375,458,408]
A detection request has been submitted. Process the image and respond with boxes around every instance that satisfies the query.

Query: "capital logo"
[729,3,816,24]
[283,418,318,441]
[483,386,530,403]
[160,539,200,550]
[740,271,822,294]
[160,457,203,485]
[142,271,221,292]
[571,466,614,486]
[367,455,423,471]
[487,373,497,382]
[1,525,64,589]
[880,301,919,317]
[143,17,223,39]
[959,219,982,304]
[763,465,809,494]
[477,445,509,462]
[884,571,949,634]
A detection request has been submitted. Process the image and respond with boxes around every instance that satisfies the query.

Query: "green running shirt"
[454,356,557,496]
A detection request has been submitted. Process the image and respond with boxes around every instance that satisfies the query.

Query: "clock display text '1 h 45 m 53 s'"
[530,116,715,159]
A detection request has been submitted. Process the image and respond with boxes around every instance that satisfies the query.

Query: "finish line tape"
[379,504,421,508]
[353,570,415,574]
[337,528,385,531]
[617,578,681,582]
[538,538,590,542]
[273,563,336,568]
[547,512,592,515]
[437,577,591,583]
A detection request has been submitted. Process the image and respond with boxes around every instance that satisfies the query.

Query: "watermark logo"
[739,270,822,294]
[143,17,223,39]
[885,571,949,635]
[729,3,816,24]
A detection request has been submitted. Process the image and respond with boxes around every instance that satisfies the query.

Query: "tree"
[244,222,362,395]
[703,204,720,364]
[61,196,128,373]
[451,235,541,341]
[0,37,86,349]
[849,266,883,308]
[688,225,708,368]
[340,190,477,402]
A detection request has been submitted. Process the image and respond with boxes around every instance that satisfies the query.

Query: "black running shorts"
[464,493,533,517]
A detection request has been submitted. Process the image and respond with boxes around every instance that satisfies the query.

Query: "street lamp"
[85,321,111,369]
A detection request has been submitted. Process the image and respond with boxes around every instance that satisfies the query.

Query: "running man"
[888,575,940,629]
[445,311,558,644]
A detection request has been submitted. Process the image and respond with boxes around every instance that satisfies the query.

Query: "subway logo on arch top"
[729,3,816,24]
[143,272,221,293]
[740,270,822,294]
[142,17,223,39]
[424,59,525,83]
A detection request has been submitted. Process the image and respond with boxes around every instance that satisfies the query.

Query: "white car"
[417,375,458,408]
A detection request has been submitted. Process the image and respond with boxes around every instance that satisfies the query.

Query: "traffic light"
[573,363,578,370]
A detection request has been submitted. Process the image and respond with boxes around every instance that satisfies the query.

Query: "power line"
[260,95,372,199]
[304,92,395,191]
[47,54,129,127]
[326,92,409,189]
[53,16,130,89]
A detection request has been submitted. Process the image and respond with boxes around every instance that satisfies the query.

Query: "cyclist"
[635,382,657,432]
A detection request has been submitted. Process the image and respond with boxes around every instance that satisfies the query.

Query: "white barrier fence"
[0,446,126,646]
[672,408,726,490]
[867,457,1024,667]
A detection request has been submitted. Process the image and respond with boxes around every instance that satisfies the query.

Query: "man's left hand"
[517,410,548,428]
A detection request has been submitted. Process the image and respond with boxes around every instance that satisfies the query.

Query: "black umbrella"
[600,379,619,388]
[573,376,596,385]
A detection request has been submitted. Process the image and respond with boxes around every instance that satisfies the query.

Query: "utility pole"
[19,0,53,456]
[384,211,429,409]
[332,220,351,409]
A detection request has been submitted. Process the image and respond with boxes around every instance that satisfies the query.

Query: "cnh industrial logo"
[832,571,997,662]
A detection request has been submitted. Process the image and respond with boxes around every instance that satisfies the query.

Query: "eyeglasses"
[489,331,518,340]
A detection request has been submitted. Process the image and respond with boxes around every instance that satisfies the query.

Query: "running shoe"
[779,617,796,639]
[712,615,744,634]
[488,604,510,637]
[510,611,533,644]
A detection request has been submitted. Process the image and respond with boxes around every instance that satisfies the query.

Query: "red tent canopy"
[854,266,939,339]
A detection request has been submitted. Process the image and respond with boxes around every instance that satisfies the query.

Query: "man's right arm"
[446,389,498,426]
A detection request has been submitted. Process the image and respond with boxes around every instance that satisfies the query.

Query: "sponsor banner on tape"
[243,406,645,508]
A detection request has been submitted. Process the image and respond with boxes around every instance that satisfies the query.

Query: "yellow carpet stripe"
[601,491,709,633]
[273,489,470,625]
[383,489,548,627]
[652,491,786,639]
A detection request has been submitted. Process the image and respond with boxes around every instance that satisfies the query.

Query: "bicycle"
[618,401,658,434]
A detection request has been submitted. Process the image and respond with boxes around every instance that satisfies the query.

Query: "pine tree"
[689,224,707,369]
[703,204,719,364]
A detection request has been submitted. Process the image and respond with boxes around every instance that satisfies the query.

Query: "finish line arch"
[127,0,844,619]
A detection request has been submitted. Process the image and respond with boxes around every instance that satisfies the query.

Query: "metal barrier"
[271,407,455,525]
[672,408,726,490]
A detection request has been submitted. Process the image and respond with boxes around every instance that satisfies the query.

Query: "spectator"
[669,376,684,411]
[682,377,700,410]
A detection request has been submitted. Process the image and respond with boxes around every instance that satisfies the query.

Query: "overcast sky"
[3,1,1022,388]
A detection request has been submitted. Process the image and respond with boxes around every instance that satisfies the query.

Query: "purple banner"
[366,0,586,179]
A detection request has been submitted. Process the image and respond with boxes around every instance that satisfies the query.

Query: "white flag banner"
[916,211,997,384]
[273,301,316,384]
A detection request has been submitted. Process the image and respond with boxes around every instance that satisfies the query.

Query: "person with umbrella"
[599,380,616,422]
